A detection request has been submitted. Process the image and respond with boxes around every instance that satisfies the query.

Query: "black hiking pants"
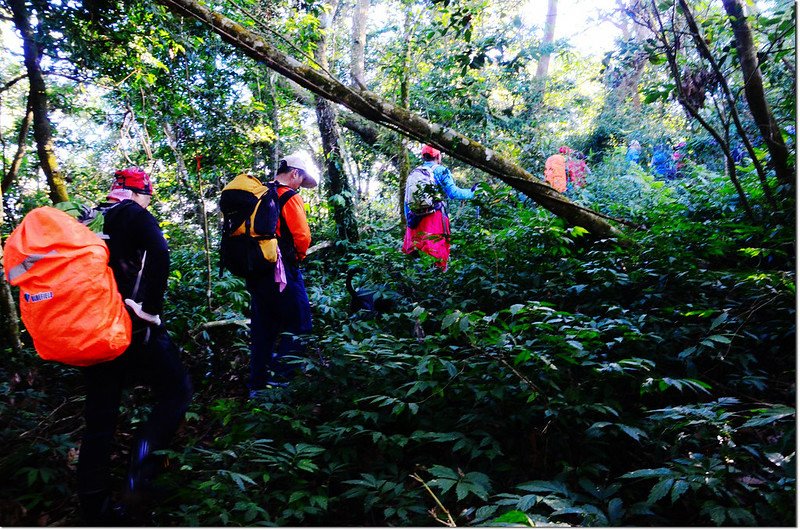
[77,321,192,521]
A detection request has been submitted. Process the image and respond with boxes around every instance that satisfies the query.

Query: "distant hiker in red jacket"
[559,145,589,190]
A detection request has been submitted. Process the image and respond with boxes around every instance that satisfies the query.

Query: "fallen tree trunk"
[155,0,626,241]
[281,77,381,146]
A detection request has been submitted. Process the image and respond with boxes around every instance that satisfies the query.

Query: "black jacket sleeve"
[131,207,170,316]
[102,200,170,317]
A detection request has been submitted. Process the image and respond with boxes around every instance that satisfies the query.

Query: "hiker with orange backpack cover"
[77,168,192,524]
[401,145,477,271]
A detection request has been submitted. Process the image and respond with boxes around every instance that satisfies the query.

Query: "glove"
[124,299,162,326]
[470,183,480,192]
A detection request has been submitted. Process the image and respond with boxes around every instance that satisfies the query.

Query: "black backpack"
[219,174,296,278]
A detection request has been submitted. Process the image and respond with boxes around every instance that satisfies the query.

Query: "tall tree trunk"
[2,98,32,193]
[600,4,650,116]
[0,105,23,353]
[155,0,627,241]
[314,0,360,243]
[647,0,754,221]
[163,121,213,308]
[8,0,69,204]
[280,77,380,146]
[676,0,775,208]
[535,0,558,79]
[0,89,28,353]
[721,0,793,186]
[397,3,413,226]
[350,0,368,89]
[613,44,647,110]
[0,240,23,355]
[0,165,23,353]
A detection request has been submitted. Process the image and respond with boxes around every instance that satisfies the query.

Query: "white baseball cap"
[281,151,319,188]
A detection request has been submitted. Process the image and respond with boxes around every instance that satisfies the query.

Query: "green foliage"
[0,0,794,526]
[109,170,790,526]
[0,363,83,526]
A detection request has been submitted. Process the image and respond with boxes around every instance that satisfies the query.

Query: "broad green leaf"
[709,312,728,330]
[432,478,457,494]
[727,507,757,525]
[647,478,674,504]
[473,505,499,522]
[618,424,648,442]
[621,468,672,479]
[741,406,795,428]
[517,493,539,511]
[442,312,460,330]
[707,334,731,344]
[607,497,625,524]
[704,504,727,526]
[671,480,689,503]
[510,304,525,316]
[490,510,532,525]
[567,340,584,351]
[429,465,460,480]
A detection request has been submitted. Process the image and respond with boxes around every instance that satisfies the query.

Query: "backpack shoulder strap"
[428,163,442,183]
[269,183,299,263]
[277,187,297,207]
[268,181,297,207]
[95,200,125,215]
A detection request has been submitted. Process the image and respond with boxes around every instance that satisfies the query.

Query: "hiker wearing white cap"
[246,152,318,394]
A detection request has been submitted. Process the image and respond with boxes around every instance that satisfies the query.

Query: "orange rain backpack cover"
[3,206,131,365]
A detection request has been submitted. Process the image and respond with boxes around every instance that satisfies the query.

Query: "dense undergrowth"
[0,164,795,526]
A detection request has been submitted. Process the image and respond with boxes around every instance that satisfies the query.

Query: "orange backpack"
[3,206,131,366]
[544,154,567,193]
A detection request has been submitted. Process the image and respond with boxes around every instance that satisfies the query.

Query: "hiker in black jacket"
[77,168,192,525]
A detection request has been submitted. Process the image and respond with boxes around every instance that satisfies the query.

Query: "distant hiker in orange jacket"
[544,153,567,192]
[78,168,192,524]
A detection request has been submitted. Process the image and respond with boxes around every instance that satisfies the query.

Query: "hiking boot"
[79,490,134,527]
[123,438,167,511]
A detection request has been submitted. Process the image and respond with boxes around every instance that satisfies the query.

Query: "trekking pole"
[195,154,213,311]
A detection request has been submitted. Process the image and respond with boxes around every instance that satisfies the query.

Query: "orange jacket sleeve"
[277,190,312,261]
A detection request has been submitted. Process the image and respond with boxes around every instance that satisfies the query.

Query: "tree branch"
[154,0,629,242]
[0,74,27,94]
[1,97,33,193]
[676,0,775,208]
[648,0,754,221]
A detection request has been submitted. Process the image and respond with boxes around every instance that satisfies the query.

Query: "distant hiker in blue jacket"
[651,143,675,180]
[625,140,642,166]
[402,145,476,270]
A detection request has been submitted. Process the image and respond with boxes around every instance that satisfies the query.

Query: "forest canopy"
[0,0,795,526]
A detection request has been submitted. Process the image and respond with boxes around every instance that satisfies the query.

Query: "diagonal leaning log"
[155,0,628,241]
